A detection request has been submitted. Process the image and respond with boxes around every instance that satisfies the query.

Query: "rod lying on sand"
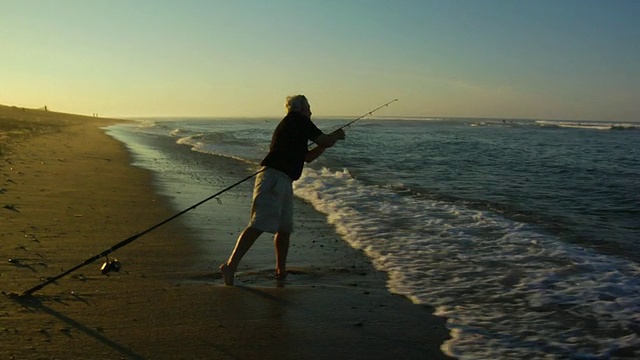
[13,98,398,297]
[17,171,263,297]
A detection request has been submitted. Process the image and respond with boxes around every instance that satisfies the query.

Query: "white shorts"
[248,167,294,234]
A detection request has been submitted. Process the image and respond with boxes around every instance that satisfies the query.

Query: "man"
[220,95,345,285]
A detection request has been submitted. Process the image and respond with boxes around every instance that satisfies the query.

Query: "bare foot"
[274,271,287,282]
[220,263,235,286]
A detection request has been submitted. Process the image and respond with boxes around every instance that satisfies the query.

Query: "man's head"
[285,95,311,117]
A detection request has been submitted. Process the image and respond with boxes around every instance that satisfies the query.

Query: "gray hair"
[285,95,308,113]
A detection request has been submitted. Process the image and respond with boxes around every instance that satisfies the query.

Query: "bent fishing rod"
[334,98,397,131]
[306,98,397,147]
[15,98,398,297]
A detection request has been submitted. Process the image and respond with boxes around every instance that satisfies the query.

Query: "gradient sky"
[1,0,639,121]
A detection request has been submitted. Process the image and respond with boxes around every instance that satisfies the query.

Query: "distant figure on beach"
[220,95,345,285]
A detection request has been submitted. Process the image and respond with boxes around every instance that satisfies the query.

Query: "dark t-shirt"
[260,112,323,180]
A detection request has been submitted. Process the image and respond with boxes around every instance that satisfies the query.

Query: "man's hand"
[332,129,346,140]
[313,129,346,148]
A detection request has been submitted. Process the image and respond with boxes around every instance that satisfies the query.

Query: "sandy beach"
[1,105,453,360]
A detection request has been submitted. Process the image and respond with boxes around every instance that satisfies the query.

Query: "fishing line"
[12,98,398,297]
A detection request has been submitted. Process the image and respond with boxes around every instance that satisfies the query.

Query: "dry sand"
[0,105,453,359]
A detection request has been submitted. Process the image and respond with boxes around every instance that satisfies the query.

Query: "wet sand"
[0,104,453,359]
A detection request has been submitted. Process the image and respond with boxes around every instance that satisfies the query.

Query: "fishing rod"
[16,171,263,297]
[306,98,398,147]
[13,98,398,297]
[334,98,398,131]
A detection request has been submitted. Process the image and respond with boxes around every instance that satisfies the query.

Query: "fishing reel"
[100,256,121,275]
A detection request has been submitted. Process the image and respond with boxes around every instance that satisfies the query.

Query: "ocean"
[106,117,639,360]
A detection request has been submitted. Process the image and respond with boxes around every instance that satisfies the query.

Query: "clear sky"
[1,0,639,121]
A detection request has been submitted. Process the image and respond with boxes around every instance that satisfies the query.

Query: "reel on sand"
[100,256,121,275]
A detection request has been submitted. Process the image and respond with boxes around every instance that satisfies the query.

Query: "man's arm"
[312,129,345,148]
[305,145,326,163]
[306,129,345,163]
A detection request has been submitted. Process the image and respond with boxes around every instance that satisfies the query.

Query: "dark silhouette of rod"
[21,170,263,296]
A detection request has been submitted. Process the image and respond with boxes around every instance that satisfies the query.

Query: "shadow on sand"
[10,294,145,360]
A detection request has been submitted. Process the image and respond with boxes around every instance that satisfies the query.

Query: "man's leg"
[220,226,263,285]
[274,231,290,280]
